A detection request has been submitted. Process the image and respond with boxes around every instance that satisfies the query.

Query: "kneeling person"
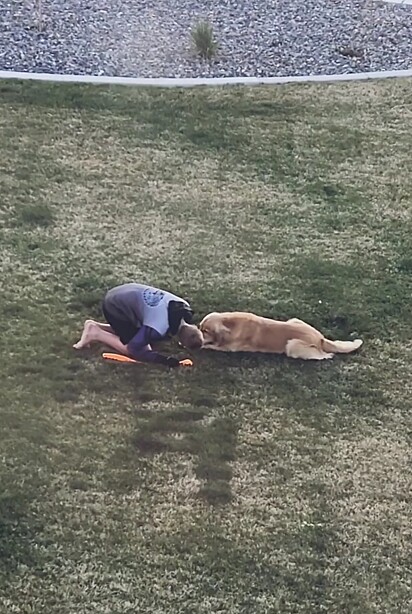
[73,283,203,367]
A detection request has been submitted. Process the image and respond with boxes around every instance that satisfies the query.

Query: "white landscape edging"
[1,68,412,87]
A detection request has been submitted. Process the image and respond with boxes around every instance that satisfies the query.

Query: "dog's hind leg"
[286,339,334,360]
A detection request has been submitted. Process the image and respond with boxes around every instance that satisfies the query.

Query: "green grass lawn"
[0,78,411,614]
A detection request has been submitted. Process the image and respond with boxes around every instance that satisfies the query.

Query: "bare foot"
[73,320,94,349]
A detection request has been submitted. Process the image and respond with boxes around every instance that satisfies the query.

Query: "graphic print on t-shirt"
[143,288,165,307]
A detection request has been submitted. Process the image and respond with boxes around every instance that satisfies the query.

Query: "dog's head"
[199,313,229,348]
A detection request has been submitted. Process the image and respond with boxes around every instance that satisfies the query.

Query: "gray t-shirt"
[104,283,190,336]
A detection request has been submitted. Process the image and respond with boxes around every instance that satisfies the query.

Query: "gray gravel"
[1,0,411,78]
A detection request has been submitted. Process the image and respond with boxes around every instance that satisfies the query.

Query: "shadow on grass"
[0,80,302,174]
[127,401,238,505]
[15,203,54,228]
[0,472,43,579]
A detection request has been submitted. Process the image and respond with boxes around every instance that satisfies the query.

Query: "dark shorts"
[102,302,139,345]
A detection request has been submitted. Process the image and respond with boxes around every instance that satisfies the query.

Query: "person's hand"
[179,358,193,367]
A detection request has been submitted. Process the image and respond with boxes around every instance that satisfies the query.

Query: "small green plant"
[191,20,218,60]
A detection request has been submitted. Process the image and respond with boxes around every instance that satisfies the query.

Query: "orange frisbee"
[102,353,193,367]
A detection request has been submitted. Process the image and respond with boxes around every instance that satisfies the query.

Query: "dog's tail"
[321,338,363,354]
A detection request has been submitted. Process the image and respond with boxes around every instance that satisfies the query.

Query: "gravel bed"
[1,0,412,78]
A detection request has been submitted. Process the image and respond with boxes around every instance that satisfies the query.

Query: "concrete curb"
[1,68,412,88]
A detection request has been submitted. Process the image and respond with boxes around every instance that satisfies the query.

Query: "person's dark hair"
[168,300,193,336]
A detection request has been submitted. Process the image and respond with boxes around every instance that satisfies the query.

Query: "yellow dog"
[200,312,362,360]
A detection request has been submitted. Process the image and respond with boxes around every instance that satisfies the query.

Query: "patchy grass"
[0,78,411,614]
[17,203,54,227]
